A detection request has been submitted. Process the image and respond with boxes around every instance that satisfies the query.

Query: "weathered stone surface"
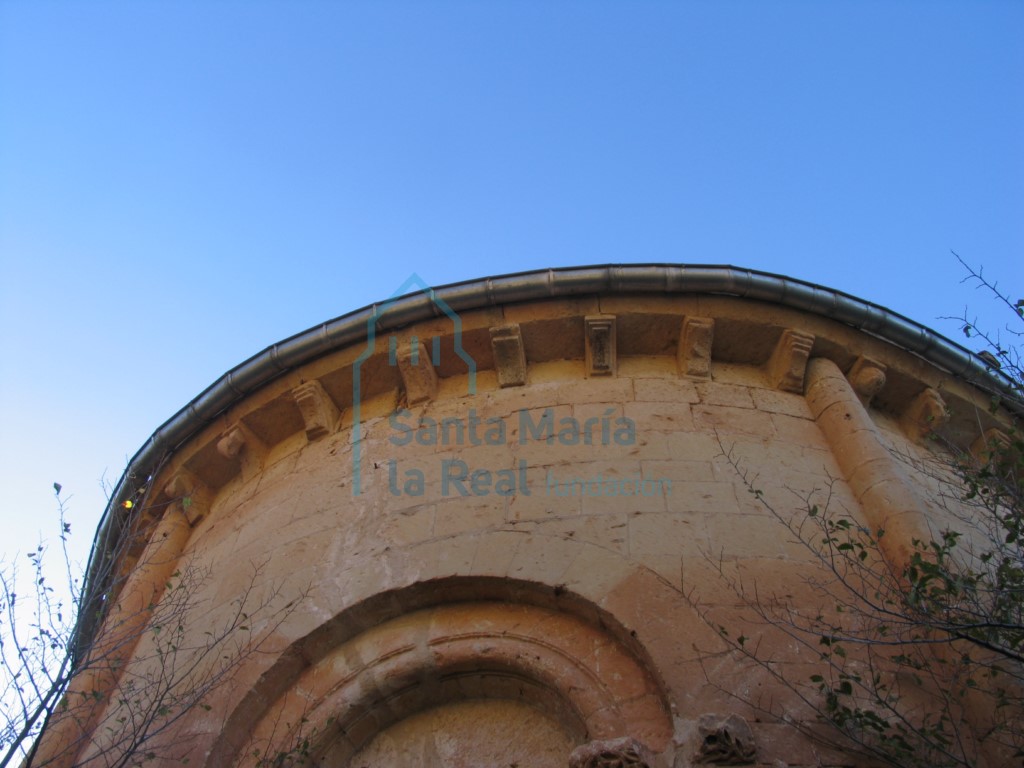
[216,425,247,459]
[970,427,1010,464]
[847,355,887,405]
[766,328,814,393]
[489,322,527,387]
[569,736,656,768]
[50,278,1014,768]
[292,379,340,440]
[901,386,949,443]
[678,316,714,378]
[396,340,438,403]
[695,713,756,765]
[586,314,618,376]
[161,469,207,526]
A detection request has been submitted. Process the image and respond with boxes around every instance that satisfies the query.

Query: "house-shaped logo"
[351,273,477,495]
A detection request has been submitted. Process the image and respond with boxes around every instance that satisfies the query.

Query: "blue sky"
[0,0,1022,568]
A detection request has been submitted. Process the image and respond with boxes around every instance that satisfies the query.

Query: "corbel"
[489,323,527,387]
[396,341,438,404]
[694,713,757,765]
[846,356,887,407]
[216,422,266,475]
[162,469,209,527]
[292,380,341,441]
[677,316,714,378]
[569,737,655,768]
[767,329,815,393]
[901,387,949,443]
[970,427,1010,465]
[584,315,617,377]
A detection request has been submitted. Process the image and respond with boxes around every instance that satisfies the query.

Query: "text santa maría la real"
[381,407,672,499]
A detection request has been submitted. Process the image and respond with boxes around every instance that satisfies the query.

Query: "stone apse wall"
[42,267,1016,767]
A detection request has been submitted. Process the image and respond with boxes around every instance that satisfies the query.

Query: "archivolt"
[214,578,673,767]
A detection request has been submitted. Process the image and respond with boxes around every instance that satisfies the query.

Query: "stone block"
[901,386,949,443]
[634,377,701,404]
[625,399,696,431]
[694,712,757,765]
[585,314,618,377]
[695,381,756,408]
[379,504,435,547]
[292,380,341,441]
[769,413,823,447]
[676,316,714,379]
[749,387,812,418]
[692,405,776,439]
[468,530,527,575]
[396,341,438,404]
[846,355,887,406]
[628,512,703,557]
[766,329,815,393]
[569,736,657,768]
[432,496,509,537]
[489,323,527,387]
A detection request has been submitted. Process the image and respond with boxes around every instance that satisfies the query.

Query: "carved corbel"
[162,469,208,526]
[489,323,527,387]
[901,387,949,443]
[846,356,887,406]
[217,426,246,459]
[396,341,438,403]
[695,713,757,765]
[569,736,655,768]
[678,316,714,378]
[767,329,815,393]
[585,315,617,377]
[217,422,266,475]
[970,427,1011,465]
[292,380,341,441]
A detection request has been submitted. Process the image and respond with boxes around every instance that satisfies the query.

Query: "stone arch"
[214,577,675,767]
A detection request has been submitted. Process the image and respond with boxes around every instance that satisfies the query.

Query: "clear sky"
[0,0,1022,571]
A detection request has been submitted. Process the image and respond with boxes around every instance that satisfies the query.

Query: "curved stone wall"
[47,273,1016,768]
